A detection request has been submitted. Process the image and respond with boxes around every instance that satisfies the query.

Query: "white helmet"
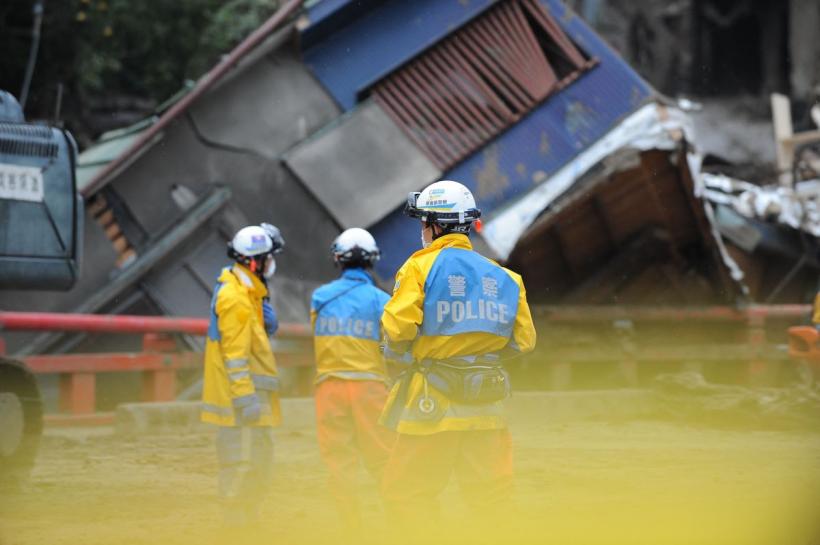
[229,225,273,258]
[405,180,481,232]
[332,228,380,266]
[228,224,286,280]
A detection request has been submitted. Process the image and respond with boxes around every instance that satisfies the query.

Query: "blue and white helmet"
[229,225,274,258]
[405,180,481,232]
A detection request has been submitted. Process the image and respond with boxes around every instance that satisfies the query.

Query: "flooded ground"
[1,393,819,545]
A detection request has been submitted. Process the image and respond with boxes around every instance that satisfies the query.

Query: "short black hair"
[340,258,371,270]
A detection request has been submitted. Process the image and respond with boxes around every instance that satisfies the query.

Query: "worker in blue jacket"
[310,228,395,532]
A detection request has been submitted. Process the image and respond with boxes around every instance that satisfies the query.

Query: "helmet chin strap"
[428,221,469,239]
[238,254,272,282]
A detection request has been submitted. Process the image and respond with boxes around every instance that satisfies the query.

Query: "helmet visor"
[260,223,285,254]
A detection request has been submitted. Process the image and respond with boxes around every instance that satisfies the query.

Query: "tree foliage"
[0,0,279,145]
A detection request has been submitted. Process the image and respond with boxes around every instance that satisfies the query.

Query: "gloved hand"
[262,301,278,336]
[240,402,262,424]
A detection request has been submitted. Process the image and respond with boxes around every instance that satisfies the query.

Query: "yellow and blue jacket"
[380,233,536,435]
[310,267,390,383]
[201,264,282,427]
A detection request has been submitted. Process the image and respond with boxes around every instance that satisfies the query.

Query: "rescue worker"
[201,223,285,526]
[310,228,395,532]
[379,180,536,526]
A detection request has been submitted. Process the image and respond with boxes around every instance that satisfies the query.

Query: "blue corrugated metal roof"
[301,0,385,50]
[301,0,654,279]
[302,0,496,110]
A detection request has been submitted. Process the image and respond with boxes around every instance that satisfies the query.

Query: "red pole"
[0,311,311,337]
[0,307,807,337]
[531,305,811,322]
[0,312,207,335]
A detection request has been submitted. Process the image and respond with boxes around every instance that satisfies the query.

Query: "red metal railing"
[528,304,814,390]
[531,304,811,322]
[0,312,312,426]
[0,306,814,425]
[788,326,820,364]
[0,311,310,336]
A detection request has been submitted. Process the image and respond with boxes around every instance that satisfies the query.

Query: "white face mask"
[263,256,276,279]
[421,229,431,249]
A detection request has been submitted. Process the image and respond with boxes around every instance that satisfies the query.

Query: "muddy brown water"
[1,395,819,545]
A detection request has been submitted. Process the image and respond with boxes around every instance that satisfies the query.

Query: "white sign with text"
[0,163,45,202]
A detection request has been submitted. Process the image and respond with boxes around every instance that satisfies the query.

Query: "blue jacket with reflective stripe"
[311,268,390,380]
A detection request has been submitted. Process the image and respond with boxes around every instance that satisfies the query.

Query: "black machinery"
[0,90,82,487]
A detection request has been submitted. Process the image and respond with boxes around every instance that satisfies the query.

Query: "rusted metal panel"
[523,0,586,67]
[370,65,651,279]
[372,0,592,170]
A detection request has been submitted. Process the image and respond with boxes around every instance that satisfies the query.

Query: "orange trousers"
[314,378,395,528]
[381,429,514,526]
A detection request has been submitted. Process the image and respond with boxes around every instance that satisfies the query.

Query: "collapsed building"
[1,0,816,361]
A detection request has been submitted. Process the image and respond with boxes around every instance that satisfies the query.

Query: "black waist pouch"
[425,362,511,405]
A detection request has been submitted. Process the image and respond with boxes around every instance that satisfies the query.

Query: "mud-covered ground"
[1,395,819,545]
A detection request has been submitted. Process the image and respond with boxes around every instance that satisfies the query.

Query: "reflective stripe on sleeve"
[228,370,250,383]
[316,370,386,383]
[251,375,280,391]
[225,358,248,370]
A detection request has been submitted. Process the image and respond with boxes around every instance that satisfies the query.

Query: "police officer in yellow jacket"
[201,223,285,526]
[379,180,536,524]
[310,228,395,531]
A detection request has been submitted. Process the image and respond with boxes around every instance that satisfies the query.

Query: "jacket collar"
[218,263,268,298]
[425,233,472,253]
[341,267,375,285]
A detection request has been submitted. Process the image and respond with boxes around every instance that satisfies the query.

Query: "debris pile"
[653,372,820,429]
[703,175,820,237]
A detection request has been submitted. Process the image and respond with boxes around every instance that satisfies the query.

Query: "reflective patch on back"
[313,280,383,341]
[422,249,519,338]
[315,315,379,340]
